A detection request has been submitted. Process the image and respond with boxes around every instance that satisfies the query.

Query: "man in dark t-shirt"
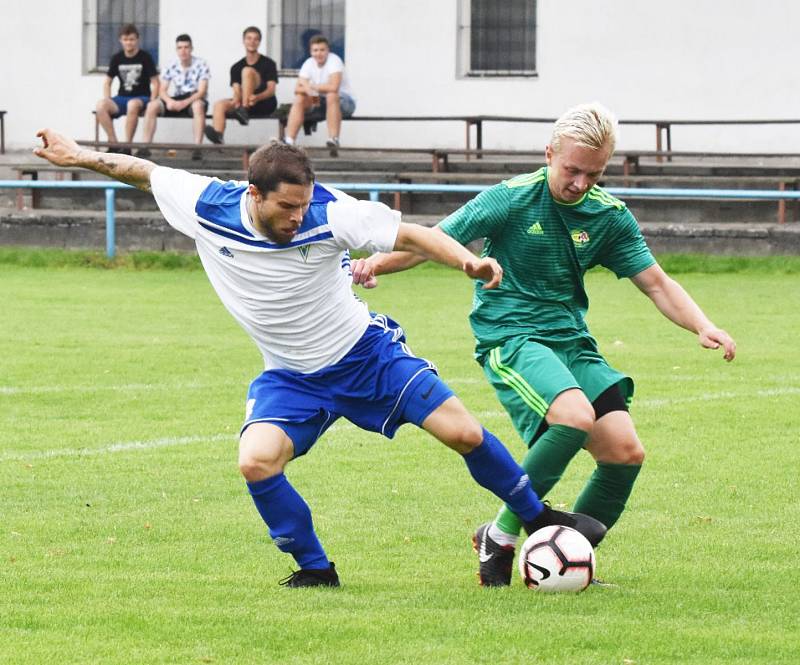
[95,23,159,152]
[204,26,279,144]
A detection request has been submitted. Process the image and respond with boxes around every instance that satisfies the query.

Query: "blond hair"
[551,102,617,154]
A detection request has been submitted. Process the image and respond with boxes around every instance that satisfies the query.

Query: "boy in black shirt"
[204,26,278,144]
[95,23,159,152]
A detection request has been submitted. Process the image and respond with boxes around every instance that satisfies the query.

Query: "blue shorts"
[241,314,454,457]
[318,94,356,118]
[111,95,150,117]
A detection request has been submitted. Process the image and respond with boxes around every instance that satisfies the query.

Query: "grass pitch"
[1,252,799,664]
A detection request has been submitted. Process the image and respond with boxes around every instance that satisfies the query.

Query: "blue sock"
[462,428,543,523]
[246,473,329,570]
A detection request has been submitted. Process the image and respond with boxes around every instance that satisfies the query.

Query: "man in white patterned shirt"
[140,34,211,158]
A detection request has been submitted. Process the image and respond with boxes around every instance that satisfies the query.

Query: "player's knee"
[551,404,595,432]
[606,438,645,465]
[448,420,485,453]
[547,390,595,432]
[238,453,281,482]
[625,441,645,466]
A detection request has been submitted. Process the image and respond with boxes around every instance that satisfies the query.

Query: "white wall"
[2,0,799,151]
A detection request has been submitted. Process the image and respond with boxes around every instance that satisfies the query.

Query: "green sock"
[494,424,589,537]
[572,462,642,529]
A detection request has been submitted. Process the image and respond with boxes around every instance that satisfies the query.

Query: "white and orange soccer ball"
[518,525,595,592]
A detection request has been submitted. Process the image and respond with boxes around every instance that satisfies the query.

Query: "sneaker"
[326,136,340,157]
[233,106,250,126]
[135,147,152,158]
[523,503,607,547]
[278,562,340,588]
[204,125,224,145]
[472,523,515,587]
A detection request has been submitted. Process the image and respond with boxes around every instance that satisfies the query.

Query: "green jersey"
[439,167,656,358]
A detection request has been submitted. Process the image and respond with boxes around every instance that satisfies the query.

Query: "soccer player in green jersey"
[352,102,736,586]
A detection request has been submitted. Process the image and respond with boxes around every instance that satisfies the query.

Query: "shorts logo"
[526,221,544,236]
[571,230,590,246]
[245,398,256,419]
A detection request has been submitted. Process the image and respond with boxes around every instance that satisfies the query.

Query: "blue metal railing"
[2,179,800,258]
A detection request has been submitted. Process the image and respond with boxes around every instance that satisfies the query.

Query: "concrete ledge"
[2,210,800,255]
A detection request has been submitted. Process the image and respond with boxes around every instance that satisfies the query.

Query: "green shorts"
[481,336,634,446]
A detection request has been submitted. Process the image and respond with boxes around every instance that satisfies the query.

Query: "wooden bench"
[92,107,288,144]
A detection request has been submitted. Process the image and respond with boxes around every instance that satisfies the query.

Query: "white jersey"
[150,167,400,373]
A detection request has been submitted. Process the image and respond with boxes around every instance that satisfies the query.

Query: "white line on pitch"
[0,377,484,396]
[0,381,243,396]
[3,386,797,463]
[0,433,234,463]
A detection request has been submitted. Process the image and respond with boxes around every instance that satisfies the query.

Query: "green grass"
[2,256,799,664]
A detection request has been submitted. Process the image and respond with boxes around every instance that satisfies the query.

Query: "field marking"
[0,377,483,396]
[0,433,233,463]
[3,386,798,464]
[0,381,243,396]
[474,385,800,418]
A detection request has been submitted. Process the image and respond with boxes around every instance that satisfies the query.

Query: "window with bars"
[83,0,160,73]
[458,0,537,77]
[267,0,346,72]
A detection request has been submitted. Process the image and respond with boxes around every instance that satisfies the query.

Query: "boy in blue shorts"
[95,23,159,153]
[34,129,605,588]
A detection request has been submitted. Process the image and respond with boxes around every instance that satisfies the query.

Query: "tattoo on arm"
[78,150,155,192]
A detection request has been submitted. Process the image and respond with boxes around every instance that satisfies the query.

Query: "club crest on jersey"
[298,245,311,262]
[571,230,590,246]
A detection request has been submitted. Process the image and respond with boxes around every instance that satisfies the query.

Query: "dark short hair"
[243,26,262,40]
[248,142,315,195]
[118,23,139,38]
[176,33,192,45]
[309,34,329,48]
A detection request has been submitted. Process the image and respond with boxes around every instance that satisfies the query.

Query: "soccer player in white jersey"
[34,129,605,587]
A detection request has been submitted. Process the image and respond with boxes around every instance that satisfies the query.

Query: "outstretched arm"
[631,263,736,361]
[34,128,155,192]
[353,222,501,289]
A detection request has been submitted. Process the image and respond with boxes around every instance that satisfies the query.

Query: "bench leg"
[655,124,663,163]
[778,181,787,224]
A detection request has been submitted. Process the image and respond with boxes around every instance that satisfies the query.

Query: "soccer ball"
[518,525,595,592]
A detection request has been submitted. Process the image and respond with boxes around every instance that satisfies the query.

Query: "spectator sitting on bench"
[139,33,210,160]
[95,23,159,153]
[204,26,278,145]
[284,34,356,157]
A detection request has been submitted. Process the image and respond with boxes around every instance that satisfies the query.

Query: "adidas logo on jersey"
[219,246,234,259]
[526,221,544,235]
